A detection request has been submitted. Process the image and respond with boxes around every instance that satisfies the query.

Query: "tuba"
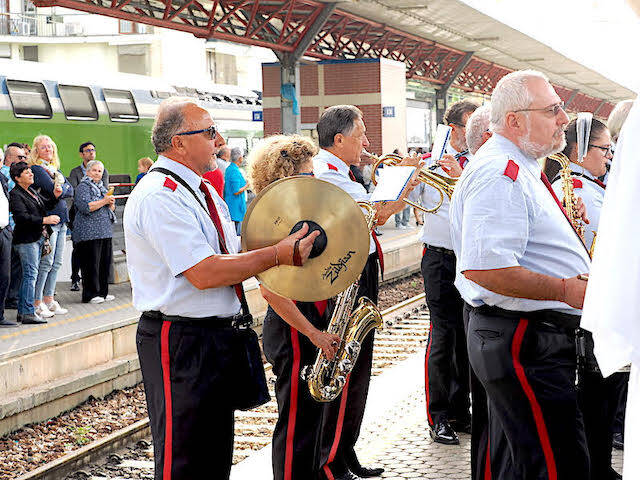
[302,202,383,402]
[362,150,456,214]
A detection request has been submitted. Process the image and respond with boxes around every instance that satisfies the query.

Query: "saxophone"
[303,202,383,402]
[548,153,585,241]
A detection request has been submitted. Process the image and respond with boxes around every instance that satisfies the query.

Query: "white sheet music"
[430,124,452,162]
[369,166,415,203]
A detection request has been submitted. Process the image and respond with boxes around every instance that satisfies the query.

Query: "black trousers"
[136,314,238,480]
[467,307,589,479]
[421,246,469,426]
[76,238,112,302]
[263,302,329,480]
[6,243,21,308]
[0,228,12,320]
[318,252,379,479]
[71,241,81,283]
[579,369,628,479]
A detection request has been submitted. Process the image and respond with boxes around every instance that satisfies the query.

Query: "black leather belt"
[142,310,249,328]
[472,304,580,330]
[424,243,455,256]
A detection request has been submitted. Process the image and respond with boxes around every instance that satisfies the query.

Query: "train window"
[6,79,52,119]
[223,95,233,103]
[103,88,139,122]
[58,84,98,121]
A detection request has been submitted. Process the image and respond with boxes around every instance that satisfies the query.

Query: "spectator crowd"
[0,137,118,327]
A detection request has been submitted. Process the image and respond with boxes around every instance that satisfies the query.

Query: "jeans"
[234,221,242,236]
[14,238,43,315]
[0,228,12,321]
[394,206,410,227]
[35,223,66,300]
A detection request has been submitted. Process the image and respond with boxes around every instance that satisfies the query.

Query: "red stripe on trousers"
[424,322,434,425]
[511,319,557,480]
[160,321,173,480]
[284,328,302,480]
[322,376,351,480]
[484,437,491,480]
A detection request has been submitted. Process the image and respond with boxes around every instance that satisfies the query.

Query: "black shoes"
[19,313,47,324]
[449,418,472,434]
[612,432,624,450]
[345,448,384,478]
[335,471,362,480]
[70,280,80,291]
[430,420,460,445]
[0,318,18,327]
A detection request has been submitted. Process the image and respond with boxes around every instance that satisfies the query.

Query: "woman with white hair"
[72,160,116,304]
[28,134,73,317]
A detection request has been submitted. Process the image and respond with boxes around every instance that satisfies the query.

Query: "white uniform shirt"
[313,149,376,254]
[450,133,591,315]
[551,163,605,254]
[0,183,8,229]
[123,155,241,318]
[417,144,471,250]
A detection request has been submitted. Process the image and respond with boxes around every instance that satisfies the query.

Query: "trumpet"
[362,150,456,214]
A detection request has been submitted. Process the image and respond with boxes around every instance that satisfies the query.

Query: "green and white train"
[0,58,263,180]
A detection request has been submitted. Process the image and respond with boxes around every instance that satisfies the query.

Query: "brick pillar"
[261,58,406,154]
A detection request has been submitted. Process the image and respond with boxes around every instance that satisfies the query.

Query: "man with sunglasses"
[450,70,591,479]
[124,98,319,480]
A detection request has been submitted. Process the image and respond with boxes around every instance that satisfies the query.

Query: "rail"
[13,293,427,480]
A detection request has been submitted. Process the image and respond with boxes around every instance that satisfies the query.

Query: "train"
[0,58,263,180]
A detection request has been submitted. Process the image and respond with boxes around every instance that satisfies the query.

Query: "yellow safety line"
[0,302,134,340]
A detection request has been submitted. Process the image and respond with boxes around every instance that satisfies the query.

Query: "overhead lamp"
[521,57,545,62]
[472,36,500,41]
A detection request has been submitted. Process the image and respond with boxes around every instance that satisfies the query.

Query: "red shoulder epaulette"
[327,163,338,171]
[572,178,583,189]
[163,177,177,191]
[503,159,519,181]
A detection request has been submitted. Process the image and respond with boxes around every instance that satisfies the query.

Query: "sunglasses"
[175,125,217,140]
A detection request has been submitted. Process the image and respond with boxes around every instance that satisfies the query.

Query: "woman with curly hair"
[248,134,341,480]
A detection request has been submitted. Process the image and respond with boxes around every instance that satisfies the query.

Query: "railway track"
[15,293,429,480]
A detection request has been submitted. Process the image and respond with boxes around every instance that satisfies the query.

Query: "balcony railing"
[0,12,152,37]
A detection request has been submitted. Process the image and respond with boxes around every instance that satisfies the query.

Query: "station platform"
[231,351,624,480]
[0,222,423,437]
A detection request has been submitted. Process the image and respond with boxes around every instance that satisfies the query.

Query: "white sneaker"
[89,296,105,304]
[46,300,68,315]
[36,303,55,318]
[104,294,115,302]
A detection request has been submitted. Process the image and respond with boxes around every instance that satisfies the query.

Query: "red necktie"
[457,156,467,169]
[540,172,590,254]
[349,170,385,275]
[199,181,244,302]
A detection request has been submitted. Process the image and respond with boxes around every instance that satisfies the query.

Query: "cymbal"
[241,176,370,302]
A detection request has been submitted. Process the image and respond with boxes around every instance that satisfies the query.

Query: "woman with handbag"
[72,160,116,304]
[28,134,73,317]
[8,162,61,324]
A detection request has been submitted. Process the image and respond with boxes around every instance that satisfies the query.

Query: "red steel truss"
[30,0,615,114]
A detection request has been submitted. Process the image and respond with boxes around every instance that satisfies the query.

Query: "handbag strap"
[152,167,253,323]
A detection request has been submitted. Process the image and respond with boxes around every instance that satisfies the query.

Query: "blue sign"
[252,111,263,122]
[382,106,395,118]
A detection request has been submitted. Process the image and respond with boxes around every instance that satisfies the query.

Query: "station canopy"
[31,0,635,117]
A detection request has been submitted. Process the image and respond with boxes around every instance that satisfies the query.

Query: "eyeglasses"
[513,101,565,116]
[589,144,614,156]
[83,148,96,153]
[175,125,217,140]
